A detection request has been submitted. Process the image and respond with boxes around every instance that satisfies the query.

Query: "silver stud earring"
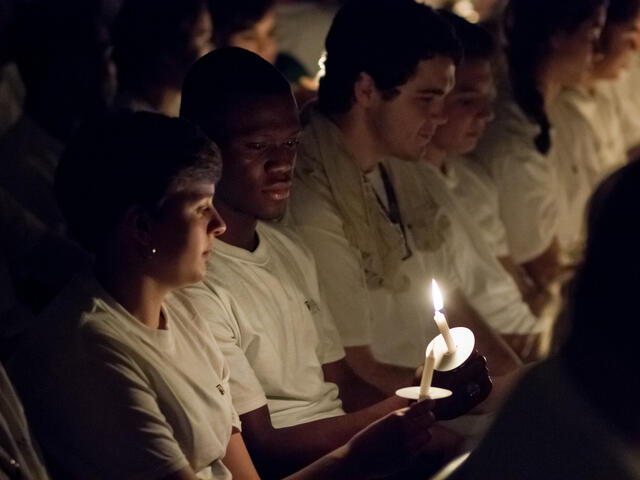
[145,246,158,260]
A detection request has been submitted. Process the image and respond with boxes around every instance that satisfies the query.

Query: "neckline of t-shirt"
[213,226,271,266]
[82,273,176,352]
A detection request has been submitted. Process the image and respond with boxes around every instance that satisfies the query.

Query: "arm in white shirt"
[494,154,562,289]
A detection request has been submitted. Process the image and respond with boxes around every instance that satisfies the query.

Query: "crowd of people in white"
[1,0,640,478]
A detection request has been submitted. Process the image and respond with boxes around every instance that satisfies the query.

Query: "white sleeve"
[289,181,374,348]
[185,286,269,417]
[492,153,558,264]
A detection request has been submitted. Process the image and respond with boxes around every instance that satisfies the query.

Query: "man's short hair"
[209,0,275,47]
[438,10,496,61]
[180,47,292,145]
[55,112,222,254]
[317,0,462,115]
[112,0,208,94]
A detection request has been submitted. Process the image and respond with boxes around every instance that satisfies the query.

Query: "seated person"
[550,0,640,252]
[0,363,50,480]
[0,0,110,326]
[288,0,521,393]
[8,111,440,480]
[471,0,606,290]
[209,0,318,104]
[427,12,548,315]
[112,0,213,116]
[274,0,340,78]
[180,47,480,478]
[410,11,544,359]
[448,160,640,480]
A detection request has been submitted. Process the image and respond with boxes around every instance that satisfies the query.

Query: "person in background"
[0,0,110,340]
[398,11,543,360]
[289,0,520,394]
[447,159,640,479]
[0,363,51,480]
[8,111,441,480]
[471,0,606,291]
[112,0,213,117]
[209,0,318,105]
[613,50,640,158]
[0,0,24,137]
[549,0,640,264]
[180,47,481,479]
[274,0,340,77]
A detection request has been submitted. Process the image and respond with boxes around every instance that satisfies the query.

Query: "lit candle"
[419,347,436,400]
[431,279,457,353]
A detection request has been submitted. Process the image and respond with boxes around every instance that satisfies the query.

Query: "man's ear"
[353,72,380,108]
[122,205,154,251]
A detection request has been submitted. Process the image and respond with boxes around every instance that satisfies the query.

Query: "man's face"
[430,58,495,156]
[367,56,455,161]
[216,93,301,221]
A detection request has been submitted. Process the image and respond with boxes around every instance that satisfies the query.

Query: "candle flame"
[431,279,444,311]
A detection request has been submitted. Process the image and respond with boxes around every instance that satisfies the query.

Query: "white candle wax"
[435,310,457,353]
[419,347,436,400]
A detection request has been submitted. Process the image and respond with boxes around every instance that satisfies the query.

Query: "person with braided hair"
[471,0,606,292]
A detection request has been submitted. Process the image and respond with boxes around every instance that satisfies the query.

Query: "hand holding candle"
[431,279,457,354]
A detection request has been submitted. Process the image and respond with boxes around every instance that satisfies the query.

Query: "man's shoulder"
[257,222,314,263]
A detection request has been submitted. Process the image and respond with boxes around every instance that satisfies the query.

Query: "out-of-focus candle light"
[418,347,437,400]
[431,279,457,354]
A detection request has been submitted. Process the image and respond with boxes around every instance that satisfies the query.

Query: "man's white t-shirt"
[9,274,239,480]
[183,222,346,429]
[442,157,510,258]
[472,91,561,264]
[291,162,438,368]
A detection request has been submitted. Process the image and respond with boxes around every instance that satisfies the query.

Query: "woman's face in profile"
[145,182,225,288]
[550,6,607,87]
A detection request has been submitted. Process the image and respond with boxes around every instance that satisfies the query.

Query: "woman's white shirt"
[9,274,239,480]
[472,90,561,264]
[549,85,626,255]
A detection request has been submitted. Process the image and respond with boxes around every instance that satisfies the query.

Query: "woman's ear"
[122,205,155,256]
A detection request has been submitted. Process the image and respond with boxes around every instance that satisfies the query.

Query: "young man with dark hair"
[180,47,479,479]
[289,0,520,393]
